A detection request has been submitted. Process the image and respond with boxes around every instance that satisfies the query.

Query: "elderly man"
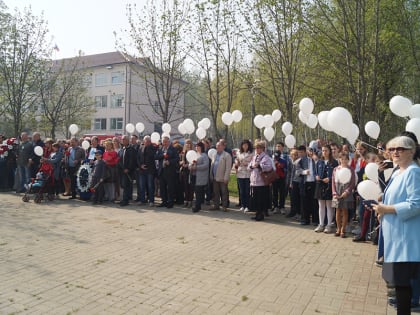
[156,136,179,208]
[210,141,232,211]
[67,137,85,199]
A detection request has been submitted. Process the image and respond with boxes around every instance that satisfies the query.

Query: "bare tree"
[121,0,190,125]
[190,0,245,141]
[37,57,94,139]
[0,6,50,136]
[242,0,306,124]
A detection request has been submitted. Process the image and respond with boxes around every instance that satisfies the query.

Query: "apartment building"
[66,51,186,137]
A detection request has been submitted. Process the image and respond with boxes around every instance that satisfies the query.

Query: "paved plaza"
[0,192,395,315]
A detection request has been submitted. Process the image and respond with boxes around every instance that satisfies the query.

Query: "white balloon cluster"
[253,109,283,142]
[299,98,318,130]
[389,95,420,141]
[221,110,243,127]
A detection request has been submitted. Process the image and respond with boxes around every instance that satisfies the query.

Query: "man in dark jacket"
[119,135,137,206]
[137,135,157,206]
[156,136,179,208]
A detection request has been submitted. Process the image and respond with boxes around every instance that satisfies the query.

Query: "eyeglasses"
[387,147,410,153]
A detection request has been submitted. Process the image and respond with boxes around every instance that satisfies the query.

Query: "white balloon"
[178,123,187,135]
[162,123,171,133]
[232,110,243,123]
[364,121,380,140]
[253,115,265,129]
[336,167,351,184]
[221,112,233,126]
[161,132,170,139]
[195,127,206,140]
[357,180,381,201]
[151,132,160,144]
[327,107,353,136]
[409,104,420,119]
[263,114,274,128]
[299,98,314,115]
[81,140,90,150]
[136,122,145,133]
[281,121,293,136]
[285,134,296,149]
[406,118,420,141]
[365,162,379,182]
[272,109,282,122]
[318,111,332,131]
[346,124,360,144]
[184,119,195,134]
[186,150,198,164]
[390,95,412,118]
[200,118,211,130]
[34,145,43,157]
[207,148,217,160]
[68,124,79,135]
[263,127,275,141]
[125,123,135,134]
[298,111,309,124]
[307,114,318,129]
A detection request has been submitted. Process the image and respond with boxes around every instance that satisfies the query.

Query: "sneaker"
[352,227,361,235]
[272,207,280,214]
[280,208,286,215]
[244,207,249,213]
[240,207,244,211]
[314,225,325,233]
[149,202,154,207]
[324,225,333,234]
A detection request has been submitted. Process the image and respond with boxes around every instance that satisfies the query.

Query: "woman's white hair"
[387,136,416,151]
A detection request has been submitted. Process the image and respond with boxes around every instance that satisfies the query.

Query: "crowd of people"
[1,129,419,314]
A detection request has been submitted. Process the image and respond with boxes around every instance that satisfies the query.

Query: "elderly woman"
[372,136,420,314]
[190,142,209,213]
[248,140,274,221]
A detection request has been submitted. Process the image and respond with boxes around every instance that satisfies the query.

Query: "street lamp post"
[247,80,260,141]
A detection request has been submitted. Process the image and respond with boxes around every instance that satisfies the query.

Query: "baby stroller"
[22,162,55,203]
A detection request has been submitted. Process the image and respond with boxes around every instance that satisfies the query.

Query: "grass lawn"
[228,173,239,198]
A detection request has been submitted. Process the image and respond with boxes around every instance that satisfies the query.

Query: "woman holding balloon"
[372,135,420,314]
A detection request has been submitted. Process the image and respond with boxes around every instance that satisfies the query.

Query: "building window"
[95,95,107,108]
[83,74,92,87]
[111,94,124,108]
[95,73,108,86]
[111,72,124,85]
[94,118,107,130]
[110,117,123,130]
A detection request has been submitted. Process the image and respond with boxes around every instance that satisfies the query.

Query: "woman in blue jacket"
[373,135,420,314]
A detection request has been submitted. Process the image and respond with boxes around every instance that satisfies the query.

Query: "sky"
[3,0,146,59]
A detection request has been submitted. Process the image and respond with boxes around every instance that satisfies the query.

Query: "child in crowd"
[332,152,356,237]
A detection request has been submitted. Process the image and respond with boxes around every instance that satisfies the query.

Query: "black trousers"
[68,166,78,198]
[301,181,316,224]
[272,177,286,208]
[159,170,176,205]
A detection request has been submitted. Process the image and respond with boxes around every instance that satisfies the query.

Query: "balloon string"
[357,139,385,154]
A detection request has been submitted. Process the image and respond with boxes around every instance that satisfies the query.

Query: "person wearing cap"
[372,136,420,314]
[90,150,106,204]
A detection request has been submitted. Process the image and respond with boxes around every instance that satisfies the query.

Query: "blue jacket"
[382,162,420,262]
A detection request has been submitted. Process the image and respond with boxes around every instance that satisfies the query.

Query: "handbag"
[331,197,339,208]
[261,170,279,186]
